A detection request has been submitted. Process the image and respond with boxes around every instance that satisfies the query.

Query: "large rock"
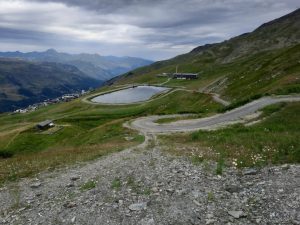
[228,211,245,219]
[129,202,147,211]
[243,168,258,175]
[30,182,42,189]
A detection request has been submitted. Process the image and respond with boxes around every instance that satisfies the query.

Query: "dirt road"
[131,95,300,133]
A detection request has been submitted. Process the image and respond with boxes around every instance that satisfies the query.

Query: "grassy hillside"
[0,87,220,184]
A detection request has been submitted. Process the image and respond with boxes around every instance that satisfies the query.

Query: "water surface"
[91,86,170,104]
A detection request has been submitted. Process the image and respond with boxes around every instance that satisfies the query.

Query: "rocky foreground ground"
[0,137,299,225]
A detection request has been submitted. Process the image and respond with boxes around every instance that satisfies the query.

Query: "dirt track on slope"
[130,95,300,133]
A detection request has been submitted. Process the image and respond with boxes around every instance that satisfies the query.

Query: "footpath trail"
[131,95,300,133]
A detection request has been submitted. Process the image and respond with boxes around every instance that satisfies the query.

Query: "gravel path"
[0,135,299,225]
[131,95,300,133]
[211,93,230,106]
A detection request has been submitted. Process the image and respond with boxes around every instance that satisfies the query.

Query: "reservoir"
[91,86,170,104]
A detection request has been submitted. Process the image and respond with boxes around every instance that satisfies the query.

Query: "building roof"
[173,73,198,76]
[37,120,53,127]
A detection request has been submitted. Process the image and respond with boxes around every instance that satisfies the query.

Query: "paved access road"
[131,95,300,133]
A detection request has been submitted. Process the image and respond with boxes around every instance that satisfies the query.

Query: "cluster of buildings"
[172,73,198,79]
[13,89,92,114]
[157,72,199,80]
[157,66,199,80]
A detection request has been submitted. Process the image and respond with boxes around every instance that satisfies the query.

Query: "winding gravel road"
[131,95,300,133]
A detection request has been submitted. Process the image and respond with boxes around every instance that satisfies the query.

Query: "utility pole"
[176,65,178,73]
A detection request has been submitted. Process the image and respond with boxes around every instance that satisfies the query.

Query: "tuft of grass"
[9,185,22,210]
[142,187,152,196]
[126,176,139,193]
[125,176,151,195]
[126,176,135,186]
[80,180,97,191]
[207,191,215,202]
[216,157,224,175]
[111,178,122,190]
[191,155,204,165]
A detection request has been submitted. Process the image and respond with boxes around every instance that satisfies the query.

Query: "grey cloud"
[0,27,60,43]
[31,0,163,13]
[1,0,299,59]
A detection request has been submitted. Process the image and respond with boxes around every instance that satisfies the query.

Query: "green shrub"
[0,150,14,158]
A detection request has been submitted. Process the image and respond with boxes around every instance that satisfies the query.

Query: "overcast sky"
[0,0,299,60]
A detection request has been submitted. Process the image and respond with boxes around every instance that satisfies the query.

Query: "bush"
[275,85,300,95]
[0,150,14,158]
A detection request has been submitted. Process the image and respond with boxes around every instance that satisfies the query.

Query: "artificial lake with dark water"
[91,86,170,104]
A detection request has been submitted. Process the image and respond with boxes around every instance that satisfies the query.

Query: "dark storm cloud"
[0,27,59,43]
[32,0,163,13]
[0,0,299,59]
[30,0,298,28]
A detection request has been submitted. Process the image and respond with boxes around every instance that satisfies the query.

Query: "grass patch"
[260,102,286,116]
[126,176,152,195]
[80,180,97,191]
[111,178,122,190]
[207,192,215,202]
[216,157,224,175]
[160,102,300,168]
[191,155,204,165]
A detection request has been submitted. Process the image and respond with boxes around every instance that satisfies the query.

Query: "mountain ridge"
[112,8,300,101]
[0,49,153,81]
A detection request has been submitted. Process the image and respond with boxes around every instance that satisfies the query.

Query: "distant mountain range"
[0,50,153,112]
[0,58,103,112]
[0,49,153,81]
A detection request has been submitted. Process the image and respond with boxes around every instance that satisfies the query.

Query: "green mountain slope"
[113,9,300,102]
